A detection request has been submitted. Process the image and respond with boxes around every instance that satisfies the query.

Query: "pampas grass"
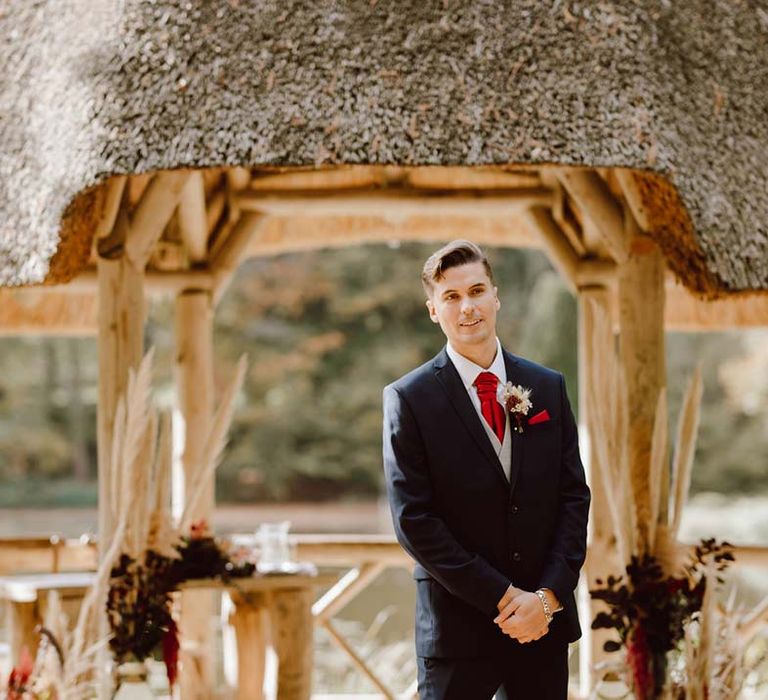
[585,294,634,564]
[27,348,247,697]
[584,295,707,568]
[669,366,703,541]
[682,573,768,700]
[648,392,668,556]
[179,353,247,532]
[584,301,759,699]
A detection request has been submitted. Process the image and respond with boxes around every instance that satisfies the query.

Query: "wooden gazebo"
[2,1,767,697]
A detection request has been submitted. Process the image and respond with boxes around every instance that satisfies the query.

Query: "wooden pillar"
[578,286,620,689]
[97,170,189,552]
[6,600,38,665]
[268,588,314,700]
[96,171,189,699]
[228,592,270,700]
[175,289,216,699]
[96,254,146,550]
[617,231,666,555]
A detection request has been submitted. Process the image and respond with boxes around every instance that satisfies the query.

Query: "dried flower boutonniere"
[496,382,533,433]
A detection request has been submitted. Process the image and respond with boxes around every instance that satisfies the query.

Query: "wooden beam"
[319,619,396,700]
[177,171,209,263]
[64,269,213,296]
[404,166,541,190]
[665,277,768,330]
[244,213,539,259]
[210,212,266,304]
[0,537,97,575]
[250,165,388,191]
[226,167,252,191]
[247,165,542,191]
[521,206,580,292]
[0,289,98,335]
[538,169,587,256]
[237,187,554,218]
[615,168,651,231]
[205,189,227,238]
[292,535,412,567]
[95,176,127,239]
[556,169,629,263]
[312,562,386,622]
[125,170,191,266]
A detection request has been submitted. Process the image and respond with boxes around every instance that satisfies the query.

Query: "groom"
[382,240,590,699]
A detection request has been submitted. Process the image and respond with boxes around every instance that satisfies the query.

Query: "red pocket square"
[528,409,550,425]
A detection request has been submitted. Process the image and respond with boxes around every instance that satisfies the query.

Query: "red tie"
[473,372,506,443]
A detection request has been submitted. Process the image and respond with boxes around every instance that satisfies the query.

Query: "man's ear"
[494,286,500,310]
[426,298,439,324]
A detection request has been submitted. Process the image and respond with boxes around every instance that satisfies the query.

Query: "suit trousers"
[416,633,569,700]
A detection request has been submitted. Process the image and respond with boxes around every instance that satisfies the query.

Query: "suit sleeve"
[382,384,510,617]
[537,373,591,605]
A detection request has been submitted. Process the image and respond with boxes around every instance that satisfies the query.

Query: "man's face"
[425,261,500,353]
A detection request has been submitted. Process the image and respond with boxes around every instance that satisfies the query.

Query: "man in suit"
[382,240,591,699]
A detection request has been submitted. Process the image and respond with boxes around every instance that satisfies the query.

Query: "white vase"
[113,660,154,699]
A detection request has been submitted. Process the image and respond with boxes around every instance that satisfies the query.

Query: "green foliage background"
[0,243,766,506]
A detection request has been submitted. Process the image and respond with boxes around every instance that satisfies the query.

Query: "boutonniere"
[496,382,533,433]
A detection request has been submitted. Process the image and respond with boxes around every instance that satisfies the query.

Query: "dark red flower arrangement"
[6,647,34,700]
[106,520,254,689]
[589,537,734,700]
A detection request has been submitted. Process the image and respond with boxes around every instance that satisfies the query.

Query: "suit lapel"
[502,348,525,495]
[433,347,509,488]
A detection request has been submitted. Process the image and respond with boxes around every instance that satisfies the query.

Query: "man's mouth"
[459,319,482,327]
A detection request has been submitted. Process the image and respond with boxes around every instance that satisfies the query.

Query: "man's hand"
[494,589,550,643]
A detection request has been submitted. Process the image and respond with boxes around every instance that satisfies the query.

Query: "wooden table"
[0,571,317,700]
[181,574,318,700]
[0,571,95,664]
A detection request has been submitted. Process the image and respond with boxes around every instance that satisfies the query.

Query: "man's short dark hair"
[421,240,495,298]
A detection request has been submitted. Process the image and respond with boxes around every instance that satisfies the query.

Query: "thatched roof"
[1,1,767,292]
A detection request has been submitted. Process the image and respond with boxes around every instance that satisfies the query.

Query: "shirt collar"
[446,337,507,391]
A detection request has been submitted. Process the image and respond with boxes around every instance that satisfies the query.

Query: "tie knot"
[474,371,499,396]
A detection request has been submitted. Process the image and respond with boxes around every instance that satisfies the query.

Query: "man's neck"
[450,339,498,369]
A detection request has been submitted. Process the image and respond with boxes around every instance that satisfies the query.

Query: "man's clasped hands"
[493,585,554,644]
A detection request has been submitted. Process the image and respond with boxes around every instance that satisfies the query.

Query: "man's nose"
[460,297,476,314]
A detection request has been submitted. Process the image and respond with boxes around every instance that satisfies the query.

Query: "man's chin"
[450,332,491,348]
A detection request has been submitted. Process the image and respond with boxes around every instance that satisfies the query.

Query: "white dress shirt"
[446,337,511,481]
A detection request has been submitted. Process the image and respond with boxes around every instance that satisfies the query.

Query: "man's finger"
[496,584,523,612]
[494,596,523,624]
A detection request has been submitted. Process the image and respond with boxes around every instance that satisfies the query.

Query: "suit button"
[512,552,521,562]
[510,505,519,514]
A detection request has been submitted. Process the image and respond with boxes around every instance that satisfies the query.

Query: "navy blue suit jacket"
[382,345,590,658]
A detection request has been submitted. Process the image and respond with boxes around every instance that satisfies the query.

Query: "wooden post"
[96,236,146,554]
[616,226,666,555]
[98,170,190,553]
[174,288,216,699]
[267,587,314,700]
[578,286,620,689]
[6,600,38,665]
[228,591,269,700]
[96,171,189,698]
